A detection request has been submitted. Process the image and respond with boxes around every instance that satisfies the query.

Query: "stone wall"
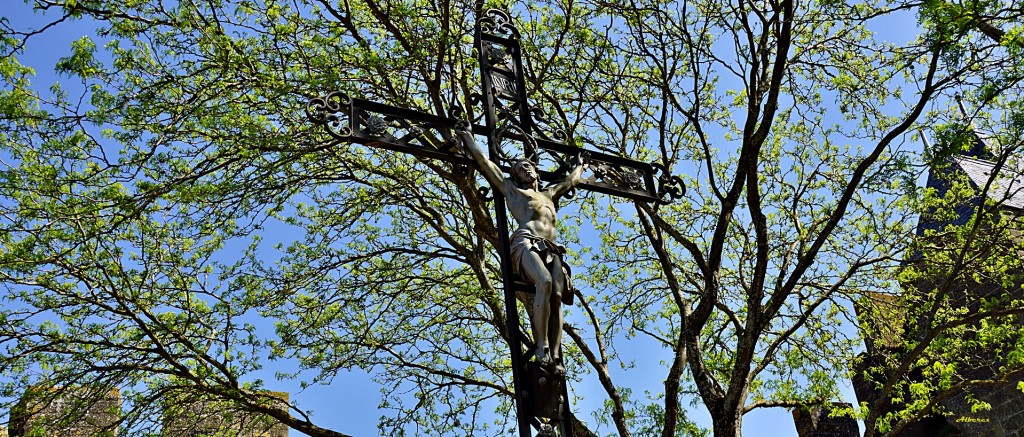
[941,376,1024,437]
[9,387,121,437]
[852,267,1024,436]
[7,387,291,437]
[162,391,289,437]
[854,292,906,356]
[792,403,859,437]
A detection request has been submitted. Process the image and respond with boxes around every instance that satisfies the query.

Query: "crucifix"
[306,9,684,437]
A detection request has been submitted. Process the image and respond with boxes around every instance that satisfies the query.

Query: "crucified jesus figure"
[456,130,588,367]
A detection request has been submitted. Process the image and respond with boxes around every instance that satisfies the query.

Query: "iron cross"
[306,9,684,437]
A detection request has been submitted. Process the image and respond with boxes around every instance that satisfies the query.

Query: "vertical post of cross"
[474,9,540,437]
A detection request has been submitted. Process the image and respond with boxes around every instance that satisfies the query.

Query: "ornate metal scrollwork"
[493,122,538,166]
[589,161,646,192]
[477,185,494,201]
[529,107,568,144]
[493,100,519,123]
[479,9,520,39]
[449,105,466,122]
[306,91,353,138]
[451,96,486,127]
[364,115,389,136]
[488,45,512,67]
[468,92,483,109]
[652,163,686,203]
[306,92,474,165]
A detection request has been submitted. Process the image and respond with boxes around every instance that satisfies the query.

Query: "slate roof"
[953,155,1024,211]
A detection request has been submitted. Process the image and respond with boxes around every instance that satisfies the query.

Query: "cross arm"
[531,137,685,204]
[306,92,685,204]
[306,92,472,165]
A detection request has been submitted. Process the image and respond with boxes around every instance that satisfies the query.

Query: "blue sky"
[1,2,928,435]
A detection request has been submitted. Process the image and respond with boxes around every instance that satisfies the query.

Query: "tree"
[0,0,1018,436]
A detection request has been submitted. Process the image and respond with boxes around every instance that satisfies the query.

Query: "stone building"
[853,119,1024,436]
[792,111,1024,437]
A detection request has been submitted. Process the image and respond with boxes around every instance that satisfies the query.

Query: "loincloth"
[510,229,574,305]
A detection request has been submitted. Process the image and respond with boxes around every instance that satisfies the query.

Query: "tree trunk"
[711,404,743,437]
